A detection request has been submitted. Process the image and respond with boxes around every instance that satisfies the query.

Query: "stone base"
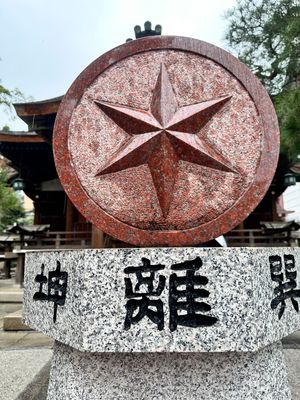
[47,341,291,400]
[3,310,32,331]
[24,248,300,352]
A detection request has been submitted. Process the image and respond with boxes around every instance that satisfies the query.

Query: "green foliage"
[0,83,25,107]
[275,88,300,161]
[0,170,25,231]
[0,80,30,120]
[224,0,300,160]
[1,125,10,132]
[224,0,300,94]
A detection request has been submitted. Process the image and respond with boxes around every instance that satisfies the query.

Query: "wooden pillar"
[15,254,25,287]
[3,246,12,279]
[237,222,244,230]
[91,225,105,248]
[237,221,245,244]
[65,197,74,232]
[3,260,11,279]
[271,192,278,221]
[34,200,40,224]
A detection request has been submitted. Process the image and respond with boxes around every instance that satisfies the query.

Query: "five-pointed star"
[95,63,236,217]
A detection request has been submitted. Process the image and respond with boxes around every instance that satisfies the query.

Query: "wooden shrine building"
[0,97,92,235]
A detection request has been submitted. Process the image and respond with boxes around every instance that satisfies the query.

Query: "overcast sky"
[1,0,236,130]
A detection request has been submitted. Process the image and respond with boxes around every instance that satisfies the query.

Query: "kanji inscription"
[33,261,68,323]
[124,258,166,330]
[270,255,300,319]
[123,256,217,331]
[53,37,280,246]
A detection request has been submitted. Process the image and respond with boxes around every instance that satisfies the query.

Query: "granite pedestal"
[48,341,289,400]
[23,248,300,399]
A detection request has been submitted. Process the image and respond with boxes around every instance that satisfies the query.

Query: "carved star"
[95,63,236,217]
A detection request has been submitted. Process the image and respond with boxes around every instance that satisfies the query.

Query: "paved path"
[0,348,52,400]
[0,330,53,350]
[284,348,300,400]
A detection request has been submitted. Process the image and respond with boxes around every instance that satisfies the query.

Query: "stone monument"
[23,32,300,399]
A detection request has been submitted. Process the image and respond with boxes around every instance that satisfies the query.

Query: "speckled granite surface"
[23,247,300,352]
[47,340,291,400]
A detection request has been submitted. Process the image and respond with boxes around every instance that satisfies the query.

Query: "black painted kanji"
[270,255,300,319]
[123,256,217,332]
[33,264,48,301]
[124,257,166,330]
[169,257,217,332]
[48,261,68,323]
[33,261,68,323]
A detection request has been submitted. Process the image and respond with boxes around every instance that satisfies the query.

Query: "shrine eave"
[13,96,63,117]
[0,131,45,143]
[13,96,63,133]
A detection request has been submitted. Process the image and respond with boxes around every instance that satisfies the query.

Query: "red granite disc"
[53,36,279,246]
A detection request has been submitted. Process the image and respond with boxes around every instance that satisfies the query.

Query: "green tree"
[275,87,300,160]
[1,125,10,132]
[224,0,300,94]
[0,82,27,117]
[224,0,300,159]
[0,170,25,231]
